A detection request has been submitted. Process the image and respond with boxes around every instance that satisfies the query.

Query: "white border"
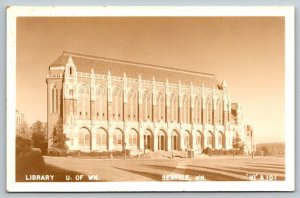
[6,6,295,192]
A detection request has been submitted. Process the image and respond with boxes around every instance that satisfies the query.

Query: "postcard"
[6,6,294,192]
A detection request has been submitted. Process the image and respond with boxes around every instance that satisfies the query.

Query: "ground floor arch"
[183,130,192,150]
[157,129,167,151]
[195,130,204,150]
[216,131,225,149]
[171,130,180,150]
[95,128,108,150]
[207,131,214,149]
[144,129,154,151]
[128,129,138,149]
[78,127,91,151]
[112,128,123,150]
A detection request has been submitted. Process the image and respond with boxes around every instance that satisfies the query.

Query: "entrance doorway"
[144,130,152,151]
[158,130,166,151]
[171,130,179,150]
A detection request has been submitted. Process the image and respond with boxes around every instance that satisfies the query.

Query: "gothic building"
[46,51,250,154]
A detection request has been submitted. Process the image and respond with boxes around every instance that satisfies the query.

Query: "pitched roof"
[50,51,219,87]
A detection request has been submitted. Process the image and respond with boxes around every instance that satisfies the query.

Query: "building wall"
[47,56,249,153]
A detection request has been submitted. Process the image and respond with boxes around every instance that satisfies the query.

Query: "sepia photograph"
[6,6,294,191]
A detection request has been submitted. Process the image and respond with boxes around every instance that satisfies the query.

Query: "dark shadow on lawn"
[144,164,244,181]
[188,165,285,181]
[113,166,162,181]
[244,164,285,170]
[246,162,285,168]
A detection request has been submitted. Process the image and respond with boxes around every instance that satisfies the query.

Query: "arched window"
[143,91,151,121]
[216,99,222,125]
[113,129,123,150]
[171,130,179,150]
[184,131,190,150]
[207,131,213,148]
[217,131,224,149]
[70,67,72,75]
[96,128,107,149]
[128,129,138,147]
[112,87,122,121]
[157,92,164,121]
[158,130,166,151]
[78,128,91,149]
[128,89,137,121]
[195,131,202,148]
[96,85,107,121]
[194,96,201,124]
[182,95,189,123]
[78,83,90,120]
[170,93,177,122]
[51,86,59,113]
[206,97,212,124]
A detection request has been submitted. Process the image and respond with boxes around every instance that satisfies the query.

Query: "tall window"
[182,95,189,123]
[170,93,177,122]
[96,128,107,149]
[143,91,151,121]
[78,128,91,148]
[96,85,107,120]
[207,131,213,148]
[112,86,122,121]
[128,89,137,121]
[113,129,123,149]
[216,99,222,125]
[217,131,224,149]
[184,131,190,149]
[51,86,59,113]
[194,96,201,124]
[129,129,138,147]
[157,92,164,121]
[78,83,90,120]
[196,131,202,148]
[206,97,212,124]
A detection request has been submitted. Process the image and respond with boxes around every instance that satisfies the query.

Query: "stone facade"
[46,51,250,153]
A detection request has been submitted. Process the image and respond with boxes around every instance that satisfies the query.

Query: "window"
[129,130,137,147]
[217,132,223,149]
[128,89,137,121]
[216,99,222,125]
[96,129,107,148]
[96,85,107,121]
[182,95,189,123]
[196,132,202,147]
[51,86,58,113]
[207,132,213,148]
[170,94,177,122]
[113,129,123,148]
[112,87,122,121]
[143,91,151,121]
[79,83,90,120]
[206,98,212,124]
[194,96,201,124]
[157,92,164,121]
[79,128,91,148]
[70,67,72,75]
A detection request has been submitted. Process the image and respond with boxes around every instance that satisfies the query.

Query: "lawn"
[42,155,285,182]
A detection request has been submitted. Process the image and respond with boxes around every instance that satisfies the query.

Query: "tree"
[232,132,245,155]
[30,121,48,154]
[51,118,68,151]
[16,120,29,138]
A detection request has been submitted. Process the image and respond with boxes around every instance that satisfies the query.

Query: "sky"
[16,17,285,143]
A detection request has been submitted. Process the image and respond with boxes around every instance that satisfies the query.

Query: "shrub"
[16,136,33,157]
[48,147,68,157]
[202,147,213,156]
